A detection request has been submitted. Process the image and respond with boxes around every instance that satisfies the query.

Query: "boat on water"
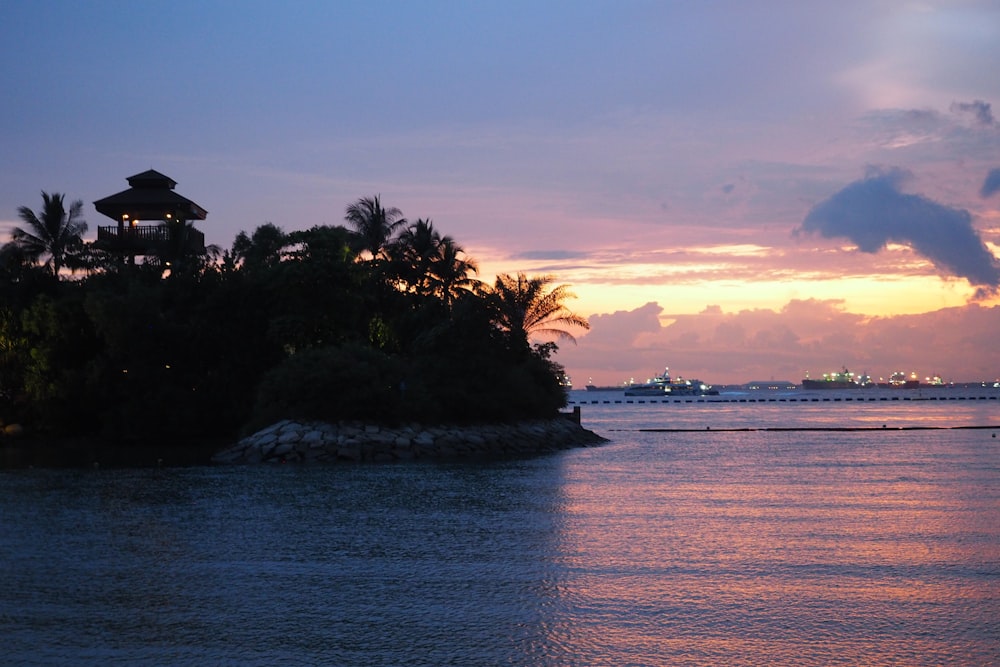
[881,370,921,388]
[623,379,671,396]
[585,383,626,391]
[803,368,943,389]
[801,368,873,389]
[623,367,717,397]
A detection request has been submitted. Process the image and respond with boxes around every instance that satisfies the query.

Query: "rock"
[302,430,326,446]
[272,441,294,457]
[213,417,607,464]
[278,430,301,445]
[337,446,362,461]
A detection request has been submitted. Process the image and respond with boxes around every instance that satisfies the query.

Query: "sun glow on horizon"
[586,275,987,318]
[474,244,989,321]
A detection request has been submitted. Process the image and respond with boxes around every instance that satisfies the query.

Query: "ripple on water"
[2,411,999,666]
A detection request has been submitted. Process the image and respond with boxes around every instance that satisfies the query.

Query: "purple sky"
[2,1,999,384]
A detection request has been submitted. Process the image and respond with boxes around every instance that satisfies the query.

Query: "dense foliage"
[0,194,587,443]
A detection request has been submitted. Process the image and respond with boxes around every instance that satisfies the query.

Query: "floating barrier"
[637,424,999,432]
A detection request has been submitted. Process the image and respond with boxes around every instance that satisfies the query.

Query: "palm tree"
[388,218,440,293]
[483,273,589,351]
[388,219,480,305]
[13,192,88,276]
[430,236,479,307]
[344,195,406,260]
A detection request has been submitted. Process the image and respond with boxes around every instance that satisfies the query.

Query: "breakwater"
[212,416,606,464]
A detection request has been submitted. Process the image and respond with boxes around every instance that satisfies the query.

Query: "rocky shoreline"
[211,416,607,464]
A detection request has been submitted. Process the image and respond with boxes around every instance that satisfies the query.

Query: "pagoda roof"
[126,169,177,189]
[94,170,207,222]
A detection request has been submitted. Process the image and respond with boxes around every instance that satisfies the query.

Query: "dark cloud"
[797,166,999,289]
[950,100,996,126]
[981,167,1000,198]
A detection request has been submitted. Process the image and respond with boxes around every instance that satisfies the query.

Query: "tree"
[13,192,88,276]
[229,222,289,274]
[344,195,406,260]
[264,225,367,352]
[432,236,479,307]
[388,218,440,294]
[0,241,42,283]
[482,273,590,352]
[285,224,358,264]
[388,219,479,305]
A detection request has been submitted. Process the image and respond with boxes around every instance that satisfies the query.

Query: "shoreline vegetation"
[1,191,592,467]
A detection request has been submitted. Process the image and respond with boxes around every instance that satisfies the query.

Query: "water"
[2,390,999,665]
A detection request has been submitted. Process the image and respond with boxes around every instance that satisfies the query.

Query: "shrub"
[249,344,408,431]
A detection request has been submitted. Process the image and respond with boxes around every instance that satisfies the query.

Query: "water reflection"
[571,386,1000,432]
[544,429,1000,665]
[2,402,998,666]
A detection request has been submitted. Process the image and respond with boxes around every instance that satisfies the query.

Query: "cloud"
[950,99,996,127]
[511,250,591,261]
[557,300,1000,386]
[981,168,1000,198]
[797,166,1000,290]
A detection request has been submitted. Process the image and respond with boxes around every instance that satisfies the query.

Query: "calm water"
[2,389,999,666]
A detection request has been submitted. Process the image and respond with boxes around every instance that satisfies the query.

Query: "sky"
[2,1,999,385]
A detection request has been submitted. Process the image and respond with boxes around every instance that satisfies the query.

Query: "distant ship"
[802,368,944,389]
[585,382,625,391]
[801,368,872,389]
[623,367,717,397]
[883,370,921,388]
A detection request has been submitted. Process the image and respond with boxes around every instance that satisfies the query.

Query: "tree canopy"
[0,194,588,447]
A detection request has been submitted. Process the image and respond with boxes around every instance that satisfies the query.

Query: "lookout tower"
[93,170,208,263]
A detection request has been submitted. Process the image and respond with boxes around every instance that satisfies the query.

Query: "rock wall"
[212,417,607,464]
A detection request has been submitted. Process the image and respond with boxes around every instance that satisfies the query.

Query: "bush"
[249,344,408,431]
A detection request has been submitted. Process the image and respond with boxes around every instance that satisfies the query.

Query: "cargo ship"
[801,368,871,389]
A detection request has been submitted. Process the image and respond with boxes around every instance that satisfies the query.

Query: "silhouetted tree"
[0,241,44,284]
[388,218,441,295]
[344,195,406,260]
[482,273,590,352]
[432,236,479,307]
[13,192,88,276]
[265,225,367,352]
[230,222,289,273]
[388,219,479,305]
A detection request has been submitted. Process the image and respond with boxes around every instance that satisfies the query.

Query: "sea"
[2,387,999,666]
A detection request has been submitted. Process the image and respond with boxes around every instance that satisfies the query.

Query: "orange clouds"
[554,299,1000,386]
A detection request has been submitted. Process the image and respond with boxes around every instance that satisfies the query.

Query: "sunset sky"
[2,1,999,385]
